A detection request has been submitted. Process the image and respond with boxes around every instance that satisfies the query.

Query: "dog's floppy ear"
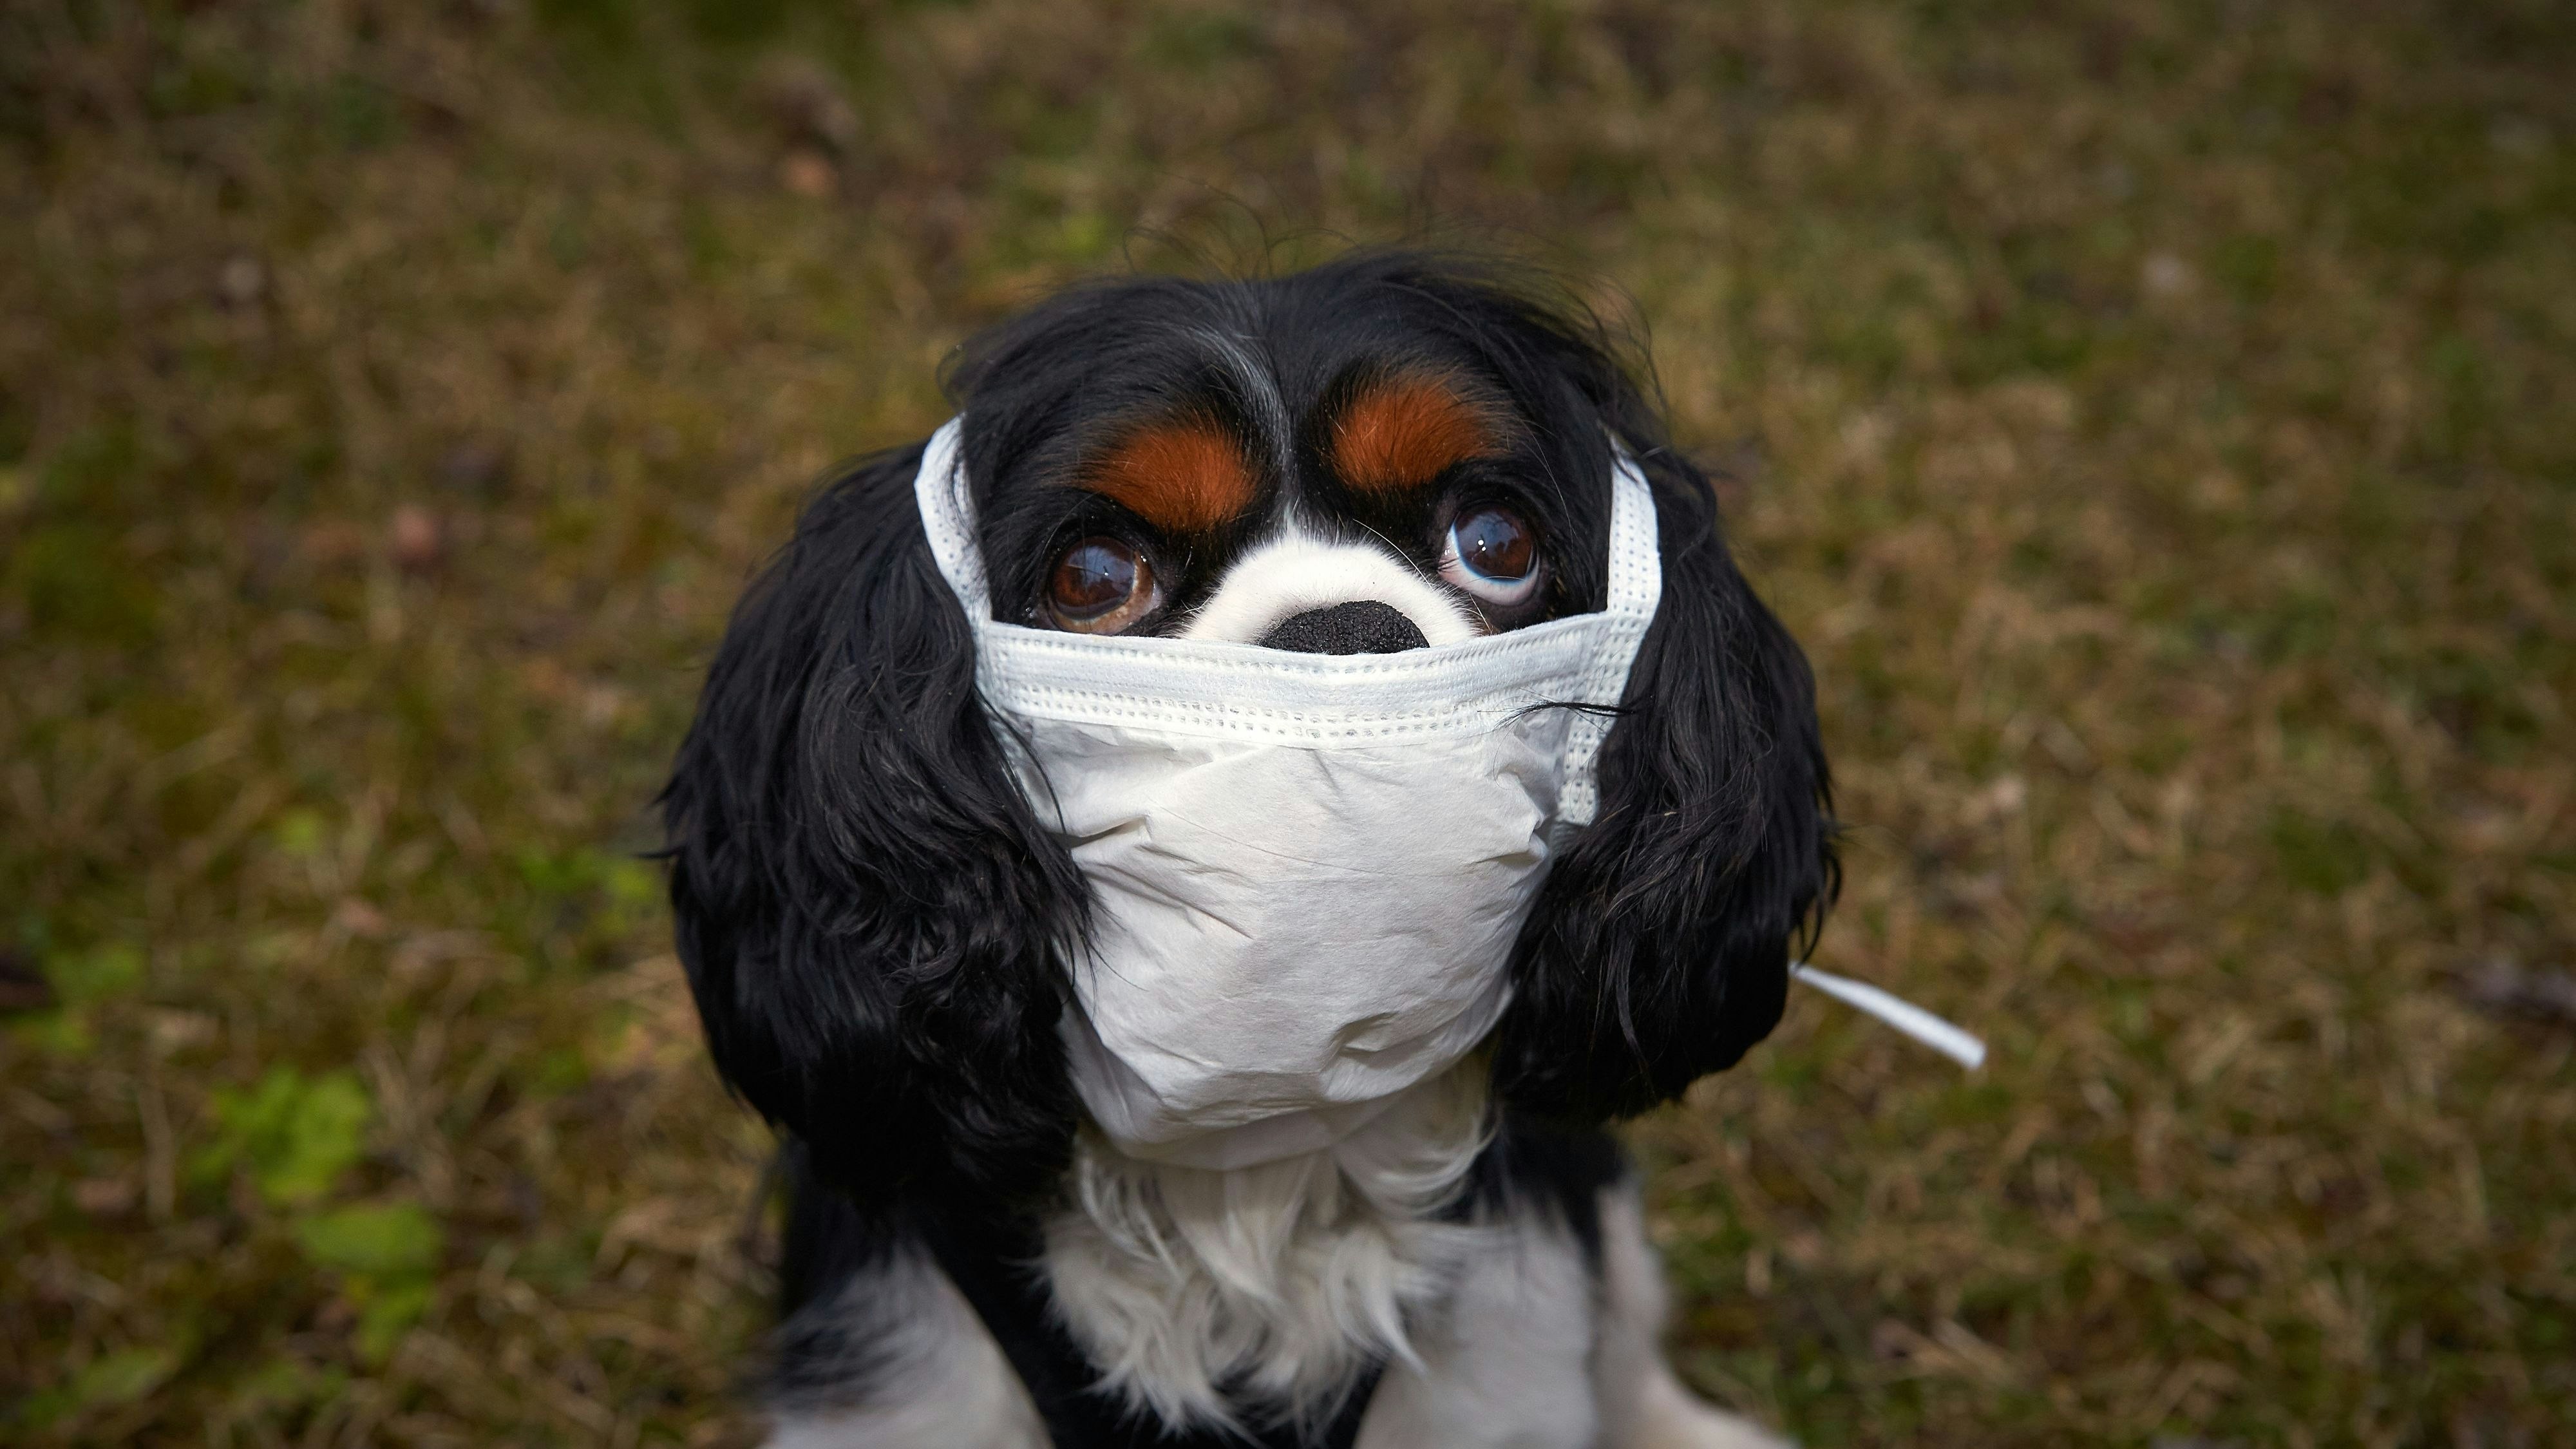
[660,445,1087,1209]
[1493,444,1837,1121]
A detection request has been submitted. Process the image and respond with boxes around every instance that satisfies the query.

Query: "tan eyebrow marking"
[1331,374,1510,493]
[1081,416,1258,533]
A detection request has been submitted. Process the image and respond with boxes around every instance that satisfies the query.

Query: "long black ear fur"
[659,446,1087,1211]
[1492,444,1837,1121]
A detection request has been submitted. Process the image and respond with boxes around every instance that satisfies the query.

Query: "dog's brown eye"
[1048,537,1160,634]
[1439,506,1540,607]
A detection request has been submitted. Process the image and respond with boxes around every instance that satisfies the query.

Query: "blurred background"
[3,1,2571,1444]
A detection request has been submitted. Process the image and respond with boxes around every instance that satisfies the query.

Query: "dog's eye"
[1047,537,1160,634]
[1438,506,1540,607]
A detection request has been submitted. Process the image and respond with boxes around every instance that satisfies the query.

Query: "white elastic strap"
[918,418,988,617]
[1555,450,1661,827]
[1790,963,1986,1071]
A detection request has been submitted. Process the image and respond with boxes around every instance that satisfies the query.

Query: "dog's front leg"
[1591,1185,1794,1449]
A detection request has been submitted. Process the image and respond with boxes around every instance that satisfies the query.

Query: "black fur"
[659,251,1837,1434]
[659,447,1090,1212]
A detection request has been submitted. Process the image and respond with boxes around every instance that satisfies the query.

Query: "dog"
[661,252,1835,1448]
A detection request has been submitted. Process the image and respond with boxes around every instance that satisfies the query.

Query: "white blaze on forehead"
[1179,532,1482,646]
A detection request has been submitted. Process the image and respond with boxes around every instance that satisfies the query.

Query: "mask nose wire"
[1788,963,1987,1071]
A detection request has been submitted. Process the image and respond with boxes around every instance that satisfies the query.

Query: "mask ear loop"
[1552,444,1663,837]
[1789,963,1987,1071]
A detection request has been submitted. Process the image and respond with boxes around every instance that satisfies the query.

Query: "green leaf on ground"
[52,942,144,1006]
[293,1201,444,1278]
[295,1202,446,1364]
[193,1067,376,1206]
[14,1345,180,1428]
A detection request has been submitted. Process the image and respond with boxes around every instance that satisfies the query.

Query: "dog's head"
[663,253,1835,1210]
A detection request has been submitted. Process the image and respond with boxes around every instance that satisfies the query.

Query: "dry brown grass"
[3,1,2570,1444]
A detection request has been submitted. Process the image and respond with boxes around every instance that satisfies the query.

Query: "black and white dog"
[661,253,1835,1448]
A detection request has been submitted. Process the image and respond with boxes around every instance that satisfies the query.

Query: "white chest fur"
[1039,1066,1495,1434]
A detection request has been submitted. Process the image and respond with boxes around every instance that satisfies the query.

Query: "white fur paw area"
[1629,1366,1795,1449]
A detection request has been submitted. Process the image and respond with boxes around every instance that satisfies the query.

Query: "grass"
[3,0,2571,1444]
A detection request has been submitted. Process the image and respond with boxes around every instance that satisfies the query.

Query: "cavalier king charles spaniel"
[661,252,1835,1448]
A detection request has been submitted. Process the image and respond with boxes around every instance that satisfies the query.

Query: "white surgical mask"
[914,419,1662,1169]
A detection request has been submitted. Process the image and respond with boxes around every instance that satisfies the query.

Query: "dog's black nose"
[1258,601,1430,655]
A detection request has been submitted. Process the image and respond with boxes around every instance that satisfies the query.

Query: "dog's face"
[664,255,1835,1213]
[960,291,1615,654]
